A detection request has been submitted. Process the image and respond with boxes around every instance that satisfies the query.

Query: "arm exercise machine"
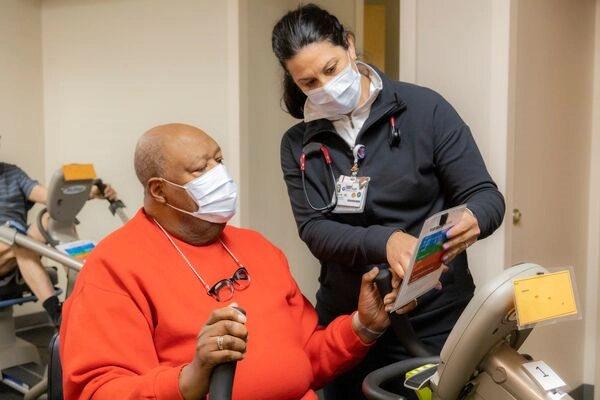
[363,263,574,400]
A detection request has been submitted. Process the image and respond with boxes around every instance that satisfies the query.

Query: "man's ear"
[147,178,167,204]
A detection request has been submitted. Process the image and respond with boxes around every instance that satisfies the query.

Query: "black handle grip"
[209,363,236,400]
[209,307,246,400]
[375,266,394,297]
[93,178,110,199]
[93,178,126,216]
[374,265,433,358]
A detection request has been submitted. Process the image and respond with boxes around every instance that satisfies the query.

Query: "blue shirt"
[0,163,39,227]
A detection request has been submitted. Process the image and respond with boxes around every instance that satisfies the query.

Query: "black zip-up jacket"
[280,66,505,339]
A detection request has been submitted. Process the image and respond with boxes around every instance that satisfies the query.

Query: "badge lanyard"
[332,144,370,214]
[350,144,366,176]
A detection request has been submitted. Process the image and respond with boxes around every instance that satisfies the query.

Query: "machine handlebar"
[208,306,246,400]
[93,178,129,222]
[374,266,433,358]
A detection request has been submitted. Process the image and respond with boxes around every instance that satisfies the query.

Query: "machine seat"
[0,266,59,306]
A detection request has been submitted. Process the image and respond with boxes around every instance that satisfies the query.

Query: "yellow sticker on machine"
[63,164,96,181]
[513,269,578,326]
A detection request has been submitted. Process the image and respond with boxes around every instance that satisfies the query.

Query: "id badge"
[333,175,370,213]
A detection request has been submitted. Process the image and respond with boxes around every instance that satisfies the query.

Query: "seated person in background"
[0,162,117,327]
[60,123,400,400]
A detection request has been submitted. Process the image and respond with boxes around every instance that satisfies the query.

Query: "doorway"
[362,0,399,80]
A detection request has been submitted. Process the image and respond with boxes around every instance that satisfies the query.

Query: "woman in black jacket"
[271,4,505,399]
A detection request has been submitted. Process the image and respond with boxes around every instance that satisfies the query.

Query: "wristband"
[352,312,385,342]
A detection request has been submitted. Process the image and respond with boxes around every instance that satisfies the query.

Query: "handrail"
[0,224,83,272]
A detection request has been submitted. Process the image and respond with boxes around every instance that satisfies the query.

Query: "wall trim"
[399,0,417,83]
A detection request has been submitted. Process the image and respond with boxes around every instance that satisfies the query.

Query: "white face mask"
[305,54,361,117]
[162,163,238,223]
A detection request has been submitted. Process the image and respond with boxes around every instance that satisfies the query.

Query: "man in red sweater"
[59,123,400,400]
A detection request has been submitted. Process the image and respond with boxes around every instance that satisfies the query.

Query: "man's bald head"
[133,123,216,186]
[135,123,227,244]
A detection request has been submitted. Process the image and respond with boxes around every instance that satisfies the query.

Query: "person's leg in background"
[24,215,62,327]
[0,246,18,276]
[0,217,61,327]
[12,245,61,327]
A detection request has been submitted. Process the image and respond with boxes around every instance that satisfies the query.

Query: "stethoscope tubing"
[299,142,338,213]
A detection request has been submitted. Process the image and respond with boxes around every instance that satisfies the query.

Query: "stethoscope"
[299,142,370,213]
[300,142,338,213]
[299,117,400,213]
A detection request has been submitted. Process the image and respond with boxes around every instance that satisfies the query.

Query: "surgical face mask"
[162,163,238,223]
[305,54,361,117]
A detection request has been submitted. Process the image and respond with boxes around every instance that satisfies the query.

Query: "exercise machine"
[0,164,127,398]
[0,228,76,397]
[363,262,574,400]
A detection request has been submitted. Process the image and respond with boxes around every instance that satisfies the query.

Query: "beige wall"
[401,0,599,391]
[241,0,323,302]
[509,0,595,389]
[1,0,45,316]
[0,0,44,181]
[36,0,247,312]
[593,1,600,396]
[401,0,508,286]
[41,0,239,241]
[241,0,361,303]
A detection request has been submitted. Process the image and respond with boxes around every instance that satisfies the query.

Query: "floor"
[0,322,56,400]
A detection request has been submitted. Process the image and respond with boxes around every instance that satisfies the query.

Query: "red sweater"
[60,210,371,399]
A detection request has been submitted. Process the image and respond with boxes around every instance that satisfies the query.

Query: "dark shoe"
[43,295,62,328]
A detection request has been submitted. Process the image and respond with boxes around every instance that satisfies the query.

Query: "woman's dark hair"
[271,3,351,119]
